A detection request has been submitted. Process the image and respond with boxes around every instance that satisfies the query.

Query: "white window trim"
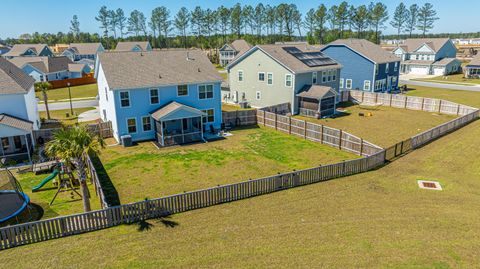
[363,80,371,91]
[312,72,317,84]
[104,87,108,101]
[238,70,244,82]
[141,116,152,132]
[198,84,214,100]
[339,78,344,89]
[126,117,137,134]
[177,84,189,97]
[149,88,159,105]
[258,72,265,82]
[267,72,273,85]
[285,74,293,88]
[256,91,261,100]
[346,79,352,89]
[119,90,131,108]
[202,108,215,123]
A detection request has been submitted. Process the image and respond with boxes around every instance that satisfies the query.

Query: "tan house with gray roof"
[227,44,342,117]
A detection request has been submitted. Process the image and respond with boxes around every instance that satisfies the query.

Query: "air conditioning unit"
[120,135,132,147]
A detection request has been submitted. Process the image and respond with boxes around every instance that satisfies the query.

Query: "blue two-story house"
[95,50,223,146]
[321,39,401,92]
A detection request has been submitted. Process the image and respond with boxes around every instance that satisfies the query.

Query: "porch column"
[0,137,4,157]
[160,120,165,146]
[181,119,185,144]
[25,134,32,163]
[200,116,204,141]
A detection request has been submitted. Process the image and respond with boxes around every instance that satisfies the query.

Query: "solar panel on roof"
[282,47,337,67]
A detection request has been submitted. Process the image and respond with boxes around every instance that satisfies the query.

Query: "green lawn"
[294,104,456,148]
[414,73,480,85]
[3,116,480,268]
[13,171,101,220]
[221,103,255,112]
[36,84,98,102]
[98,126,357,204]
[40,107,96,128]
[403,85,480,108]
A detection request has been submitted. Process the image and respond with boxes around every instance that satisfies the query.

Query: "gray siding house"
[219,39,252,66]
[227,44,341,117]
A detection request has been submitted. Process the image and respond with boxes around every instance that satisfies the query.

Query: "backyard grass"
[294,104,456,148]
[3,117,480,268]
[98,126,357,204]
[403,84,480,108]
[413,73,480,85]
[221,103,255,111]
[13,171,100,220]
[40,107,96,128]
[36,84,98,102]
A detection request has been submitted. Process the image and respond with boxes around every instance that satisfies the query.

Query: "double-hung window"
[199,84,214,99]
[267,73,273,85]
[256,91,261,100]
[346,79,352,89]
[142,116,152,132]
[327,70,332,82]
[285,74,293,87]
[339,78,344,89]
[258,72,265,82]
[150,89,159,104]
[202,109,215,123]
[238,70,244,82]
[364,80,371,91]
[332,70,336,81]
[177,85,188,96]
[127,118,137,133]
[312,72,317,84]
[322,71,327,82]
[120,91,130,107]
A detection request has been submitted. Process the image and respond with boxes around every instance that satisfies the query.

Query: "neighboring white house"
[0,58,40,163]
[219,39,252,66]
[392,38,461,76]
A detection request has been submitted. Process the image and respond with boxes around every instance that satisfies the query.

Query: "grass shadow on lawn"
[90,154,122,206]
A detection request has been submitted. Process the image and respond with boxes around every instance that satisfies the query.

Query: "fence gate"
[385,139,413,161]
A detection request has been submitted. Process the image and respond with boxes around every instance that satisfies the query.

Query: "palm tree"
[45,125,105,212]
[35,82,52,120]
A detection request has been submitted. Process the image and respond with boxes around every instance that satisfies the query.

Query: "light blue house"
[61,43,105,63]
[9,56,91,83]
[2,44,53,59]
[96,50,223,146]
[321,39,401,93]
[0,58,40,163]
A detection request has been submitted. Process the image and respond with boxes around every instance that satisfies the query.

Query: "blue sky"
[0,0,478,38]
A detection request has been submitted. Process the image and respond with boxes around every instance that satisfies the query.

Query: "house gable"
[220,44,235,52]
[414,44,435,53]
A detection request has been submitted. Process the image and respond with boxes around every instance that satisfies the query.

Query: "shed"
[296,85,337,118]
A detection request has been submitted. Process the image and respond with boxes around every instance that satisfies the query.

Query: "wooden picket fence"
[33,121,113,142]
[222,110,257,127]
[84,153,109,209]
[256,110,383,156]
[0,150,386,250]
[349,90,478,116]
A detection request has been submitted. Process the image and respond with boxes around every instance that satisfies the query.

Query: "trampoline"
[0,169,31,224]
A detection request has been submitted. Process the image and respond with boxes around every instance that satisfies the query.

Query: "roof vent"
[197,68,201,72]
[140,52,144,56]
[158,74,162,79]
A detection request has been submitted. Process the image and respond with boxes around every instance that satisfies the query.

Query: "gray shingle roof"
[242,44,341,73]
[9,56,72,73]
[467,54,480,66]
[150,101,206,121]
[115,41,151,51]
[3,44,49,57]
[327,39,400,64]
[98,50,223,90]
[0,114,33,131]
[68,43,103,55]
[401,38,451,53]
[0,57,35,95]
[296,85,336,100]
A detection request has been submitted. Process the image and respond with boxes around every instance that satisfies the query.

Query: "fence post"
[304,120,307,139]
[360,138,364,156]
[421,98,425,111]
[374,93,378,104]
[456,104,461,116]
[274,113,278,130]
[288,117,292,134]
[320,124,324,144]
[361,91,365,103]
[404,96,408,108]
[338,130,343,150]
[263,110,266,126]
[438,100,442,113]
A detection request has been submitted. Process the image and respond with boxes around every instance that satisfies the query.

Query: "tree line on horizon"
[3,2,467,50]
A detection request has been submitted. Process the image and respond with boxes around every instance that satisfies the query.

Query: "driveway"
[38,99,99,111]
[400,79,480,92]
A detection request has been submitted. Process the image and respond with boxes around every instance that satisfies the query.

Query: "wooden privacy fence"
[256,110,383,156]
[84,153,109,209]
[350,90,478,116]
[0,150,386,250]
[48,76,96,89]
[222,110,257,127]
[33,121,113,142]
